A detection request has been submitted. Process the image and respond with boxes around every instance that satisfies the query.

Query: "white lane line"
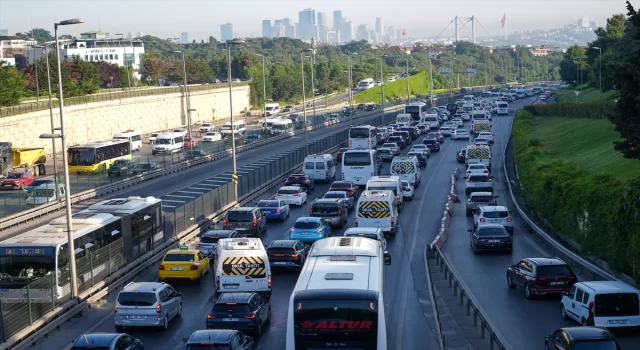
[189,187,214,191]
[176,190,205,195]
[162,204,177,208]
[191,183,219,188]
[164,195,195,199]
[161,199,186,203]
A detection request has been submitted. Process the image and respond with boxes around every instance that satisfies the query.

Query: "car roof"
[331,181,353,186]
[295,216,322,223]
[561,327,615,340]
[479,206,508,212]
[72,333,120,346]
[229,207,257,211]
[122,282,166,293]
[575,280,639,294]
[203,230,236,237]
[344,227,382,234]
[268,240,298,248]
[217,292,255,303]
[325,191,347,196]
[526,257,567,266]
[187,330,236,344]
[469,191,494,197]
[313,198,341,204]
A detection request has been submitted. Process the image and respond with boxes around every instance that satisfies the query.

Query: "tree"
[587,14,627,91]
[610,1,640,159]
[0,62,26,106]
[15,28,54,42]
[558,45,589,84]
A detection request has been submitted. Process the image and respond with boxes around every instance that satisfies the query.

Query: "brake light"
[534,277,547,282]
[253,219,257,228]
[349,141,352,146]
[488,199,496,203]
[156,304,162,314]
[303,180,309,183]
[276,194,282,196]
[196,243,201,248]
[191,264,198,270]
[318,228,323,232]
[485,179,492,182]
[484,170,488,173]
[467,179,472,183]
[293,194,301,197]
[588,301,595,318]
[268,275,272,289]
[223,218,228,228]
[216,276,220,290]
[479,218,485,222]
[114,304,118,313]
[290,228,295,232]
[338,208,343,216]
[567,275,576,280]
[507,217,512,222]
[159,264,165,270]
[207,314,216,319]
[244,314,257,319]
[391,217,395,226]
[355,217,359,227]
[468,199,474,203]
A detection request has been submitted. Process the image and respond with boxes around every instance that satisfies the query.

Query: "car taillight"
[191,264,199,270]
[484,170,488,173]
[567,275,576,281]
[303,180,309,183]
[207,314,216,319]
[293,194,300,197]
[355,217,359,227]
[290,254,299,258]
[318,228,323,232]
[488,199,496,203]
[349,141,352,146]
[223,218,228,228]
[196,243,201,248]
[114,304,118,313]
[159,264,165,270]
[468,199,474,203]
[467,179,472,183]
[290,228,295,232]
[156,304,162,314]
[276,194,282,196]
[534,277,547,282]
[275,209,281,213]
[391,217,395,226]
[479,218,485,222]
[588,301,595,318]
[244,314,257,319]
[285,181,290,185]
[309,208,313,215]
[486,179,492,182]
[338,208,343,216]
[268,275,272,289]
[507,217,512,222]
[253,219,257,228]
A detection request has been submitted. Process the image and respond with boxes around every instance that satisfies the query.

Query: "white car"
[452,129,470,140]
[199,123,215,133]
[473,206,514,234]
[477,132,495,144]
[484,110,492,120]
[401,180,415,201]
[439,126,453,136]
[409,144,430,157]
[474,136,492,146]
[466,163,489,176]
[172,128,189,137]
[497,108,509,116]
[201,132,222,142]
[275,186,307,206]
[382,142,400,155]
[451,118,464,127]
[148,133,160,144]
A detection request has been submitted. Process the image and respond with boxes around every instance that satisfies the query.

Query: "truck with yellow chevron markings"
[355,190,399,238]
[465,145,492,171]
[216,237,272,299]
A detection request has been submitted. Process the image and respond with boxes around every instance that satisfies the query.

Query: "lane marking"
[163,195,195,199]
[176,190,205,195]
[161,199,186,203]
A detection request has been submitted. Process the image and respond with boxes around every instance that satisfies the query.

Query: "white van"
[462,104,474,114]
[396,113,412,126]
[216,237,272,299]
[26,183,65,207]
[221,121,246,136]
[265,103,280,116]
[355,190,399,238]
[366,175,403,210]
[303,154,336,182]
[113,130,143,152]
[152,132,184,155]
[390,155,421,186]
[423,114,439,129]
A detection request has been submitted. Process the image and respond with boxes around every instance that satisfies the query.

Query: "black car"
[456,148,466,163]
[377,148,394,162]
[71,333,144,349]
[395,131,412,145]
[365,104,378,111]
[545,327,621,350]
[407,152,427,168]
[108,159,135,177]
[422,138,440,152]
[130,162,158,175]
[469,224,512,254]
[427,131,445,144]
[284,174,315,193]
[399,127,418,140]
[182,330,255,350]
[183,149,209,160]
[245,133,264,144]
[357,103,367,111]
[266,240,309,270]
[387,136,405,149]
[206,292,271,337]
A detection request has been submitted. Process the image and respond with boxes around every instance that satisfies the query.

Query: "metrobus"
[342,149,379,186]
[404,102,428,124]
[272,119,294,135]
[262,118,281,133]
[349,125,377,149]
[0,196,162,303]
[358,78,375,91]
[67,139,132,173]
[221,120,247,136]
[286,236,392,350]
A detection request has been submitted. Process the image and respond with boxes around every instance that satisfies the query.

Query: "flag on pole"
[501,13,506,28]
[402,29,406,36]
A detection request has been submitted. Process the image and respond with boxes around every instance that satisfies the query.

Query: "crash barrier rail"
[503,111,630,284]
[429,169,458,250]
[0,104,403,349]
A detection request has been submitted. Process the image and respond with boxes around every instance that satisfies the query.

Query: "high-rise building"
[317,12,327,41]
[298,8,316,41]
[590,20,599,29]
[272,20,285,38]
[285,25,296,39]
[388,26,396,40]
[221,23,233,41]
[578,18,590,28]
[283,18,293,26]
[262,20,272,38]
[333,10,343,30]
[369,29,377,43]
[137,32,144,38]
[375,17,383,36]
[357,24,369,41]
[180,32,189,44]
[340,21,354,42]
[0,29,8,35]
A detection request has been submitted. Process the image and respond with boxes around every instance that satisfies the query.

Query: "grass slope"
[355,72,432,103]
[555,87,617,103]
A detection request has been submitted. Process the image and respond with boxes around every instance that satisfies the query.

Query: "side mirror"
[467,229,472,232]
[564,291,569,296]
[384,251,392,265]
[182,338,188,343]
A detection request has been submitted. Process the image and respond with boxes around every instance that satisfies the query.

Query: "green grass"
[355,72,430,103]
[529,117,640,182]
[556,87,617,103]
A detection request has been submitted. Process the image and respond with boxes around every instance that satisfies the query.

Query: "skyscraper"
[298,8,316,41]
[262,20,272,38]
[333,10,343,30]
[375,17,383,36]
[285,25,296,39]
[388,26,396,40]
[0,29,9,35]
[283,18,293,26]
[220,23,233,41]
[357,24,369,41]
[180,32,189,44]
[341,21,354,42]
[317,12,327,41]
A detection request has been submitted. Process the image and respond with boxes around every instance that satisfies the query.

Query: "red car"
[184,137,199,148]
[1,172,34,190]
[328,181,359,199]
[336,148,351,162]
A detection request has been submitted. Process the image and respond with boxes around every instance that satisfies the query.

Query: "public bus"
[0,196,162,303]
[67,139,132,173]
[286,236,392,350]
[271,119,294,135]
[358,78,375,91]
[404,102,428,123]
[221,120,247,136]
[342,149,378,186]
[349,125,377,149]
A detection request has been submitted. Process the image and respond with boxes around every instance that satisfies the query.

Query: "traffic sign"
[232,173,238,184]
[146,76,153,82]
[574,90,581,97]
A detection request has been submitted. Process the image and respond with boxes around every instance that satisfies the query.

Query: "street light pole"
[301,52,309,155]
[254,54,267,137]
[54,17,84,300]
[429,58,433,106]
[593,47,602,100]
[405,59,410,102]
[224,39,246,203]
[347,55,353,111]
[174,51,193,157]
[32,46,40,104]
[380,56,385,114]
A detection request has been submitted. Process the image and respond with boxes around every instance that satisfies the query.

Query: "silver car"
[323,191,354,211]
[197,230,239,258]
[114,282,182,331]
[381,143,400,155]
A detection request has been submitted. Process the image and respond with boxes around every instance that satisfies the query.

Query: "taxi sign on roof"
[179,245,189,250]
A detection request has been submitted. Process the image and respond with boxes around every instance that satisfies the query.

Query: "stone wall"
[0,85,250,155]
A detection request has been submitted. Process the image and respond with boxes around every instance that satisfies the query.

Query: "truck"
[466,145,492,171]
[0,142,47,178]
[472,119,491,135]
[396,113,412,126]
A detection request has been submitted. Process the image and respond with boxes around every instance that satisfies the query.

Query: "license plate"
[236,228,249,230]
[127,315,144,320]
[549,281,564,286]
[223,284,239,289]
[273,262,287,265]
[490,219,502,223]
[608,320,628,325]
[170,267,184,271]
[300,232,311,235]
[488,239,501,243]
[222,318,239,322]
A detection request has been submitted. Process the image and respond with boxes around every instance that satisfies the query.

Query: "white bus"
[221,120,247,136]
[262,118,281,133]
[265,103,280,116]
[358,78,375,91]
[286,236,392,350]
[112,130,143,152]
[404,102,428,124]
[349,125,377,149]
[342,149,379,186]
[272,119,294,135]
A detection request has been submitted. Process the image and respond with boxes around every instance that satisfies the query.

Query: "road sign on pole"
[146,76,153,82]
[232,173,238,184]
[574,90,581,97]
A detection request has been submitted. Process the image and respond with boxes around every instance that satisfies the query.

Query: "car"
[421,138,440,152]
[466,164,489,176]
[377,148,394,162]
[474,134,492,145]
[344,227,388,250]
[289,217,332,244]
[197,230,239,258]
[328,180,359,199]
[507,257,577,299]
[223,207,268,237]
[477,132,495,144]
[365,104,378,112]
[407,151,427,168]
[399,126,419,140]
[426,132,444,144]
[464,173,494,196]
[245,134,263,144]
[415,123,430,133]
[409,144,431,158]
[469,224,512,254]
[183,137,199,148]
[70,333,144,350]
[22,178,55,197]
[199,123,215,133]
[466,192,498,216]
[560,281,640,328]
[283,105,294,113]
[387,136,405,149]
[473,138,490,147]
[206,292,271,337]
[357,103,367,111]
[545,327,621,350]
[496,107,509,115]
[284,174,315,193]
[401,180,415,201]
[182,149,210,160]
[323,190,355,211]
[451,128,470,140]
[336,147,351,162]
[456,148,466,163]
[381,143,400,155]
[474,206,513,233]
[275,186,307,206]
[1,171,34,190]
[309,198,349,228]
[107,159,136,177]
[148,133,160,144]
[266,239,309,270]
[172,128,189,137]
[202,131,223,142]
[114,282,182,331]
[182,330,255,350]
[451,118,464,127]
[484,110,493,120]
[130,162,158,175]
[256,199,290,221]
[158,245,210,282]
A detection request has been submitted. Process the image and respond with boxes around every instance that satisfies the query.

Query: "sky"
[0,0,635,40]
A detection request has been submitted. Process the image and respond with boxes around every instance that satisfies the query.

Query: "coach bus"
[342,149,379,186]
[404,102,428,123]
[286,236,392,350]
[67,139,132,173]
[349,125,377,149]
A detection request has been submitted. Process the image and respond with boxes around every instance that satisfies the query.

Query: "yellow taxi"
[158,246,210,282]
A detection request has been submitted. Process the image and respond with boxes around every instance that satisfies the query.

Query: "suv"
[377,148,394,161]
[114,282,182,331]
[464,173,494,195]
[309,198,349,228]
[474,206,513,234]
[182,330,255,350]
[545,327,621,350]
[421,138,440,152]
[266,239,309,270]
[108,159,136,177]
[284,174,315,193]
[70,333,144,349]
[466,192,498,216]
[197,230,239,258]
[456,148,466,163]
[560,281,640,328]
[406,152,426,168]
[206,292,271,337]
[507,257,578,299]
[223,207,267,237]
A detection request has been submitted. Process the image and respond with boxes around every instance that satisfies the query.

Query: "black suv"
[407,152,427,168]
[545,327,621,350]
[182,330,255,350]
[206,292,271,337]
[266,240,309,270]
[130,162,157,176]
[284,174,315,193]
[108,159,135,177]
[507,257,577,299]
[222,207,267,237]
[456,148,466,163]
[71,333,144,349]
[399,127,418,140]
[422,138,440,152]
[387,136,405,149]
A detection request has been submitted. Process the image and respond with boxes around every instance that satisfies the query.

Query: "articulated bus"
[349,125,377,149]
[286,236,392,350]
[404,102,428,124]
[358,78,375,91]
[342,149,379,186]
[67,139,132,173]
[0,196,162,303]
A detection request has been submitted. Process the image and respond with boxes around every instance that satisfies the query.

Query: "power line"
[472,17,493,38]
[435,17,456,39]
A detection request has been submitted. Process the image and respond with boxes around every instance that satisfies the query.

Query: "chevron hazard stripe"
[222,256,266,277]
[391,161,415,174]
[467,147,490,160]
[357,201,391,218]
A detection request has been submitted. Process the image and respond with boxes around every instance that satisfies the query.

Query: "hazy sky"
[0,0,635,40]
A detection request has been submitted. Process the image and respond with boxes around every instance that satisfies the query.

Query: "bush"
[513,111,640,281]
[524,101,616,119]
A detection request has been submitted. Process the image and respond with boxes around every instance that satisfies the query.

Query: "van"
[355,190,399,238]
[265,103,280,116]
[26,183,65,206]
[423,114,439,129]
[366,175,403,210]
[113,130,143,152]
[390,155,421,186]
[215,237,272,299]
[309,198,349,228]
[303,154,336,182]
[152,132,184,155]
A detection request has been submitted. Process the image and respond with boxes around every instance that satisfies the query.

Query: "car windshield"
[572,340,619,350]
[185,344,230,350]
[258,201,280,208]
[324,192,346,199]
[536,265,572,276]
[457,129,468,133]
[482,211,509,218]
[402,181,410,187]
[200,235,222,244]
[312,203,339,214]
[477,227,508,237]
[278,189,300,195]
[468,165,486,171]
[287,176,306,183]
[594,293,640,317]
[226,211,254,222]
[113,160,129,165]
[469,175,489,182]
[31,189,55,197]
[343,152,372,166]
[164,253,195,262]
[330,182,352,189]
[471,195,495,202]
[294,221,321,229]
[382,144,396,148]
[155,138,172,145]
[117,292,157,306]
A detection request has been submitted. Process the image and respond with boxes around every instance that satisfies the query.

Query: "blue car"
[257,199,290,222]
[23,178,55,197]
[289,217,332,244]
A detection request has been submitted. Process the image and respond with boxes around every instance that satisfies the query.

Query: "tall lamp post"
[224,39,246,203]
[592,47,602,100]
[405,59,410,102]
[300,52,309,155]
[41,17,84,300]
[116,33,131,89]
[173,50,193,157]
[428,58,433,106]
[31,46,40,104]
[253,54,268,136]
[380,56,386,114]
[303,48,316,121]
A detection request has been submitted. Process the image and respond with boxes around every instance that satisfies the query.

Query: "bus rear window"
[349,128,370,138]
[343,153,372,166]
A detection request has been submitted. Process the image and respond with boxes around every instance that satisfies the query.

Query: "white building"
[0,35,37,67]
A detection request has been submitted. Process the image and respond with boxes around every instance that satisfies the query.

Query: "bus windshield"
[349,128,370,138]
[0,254,56,288]
[404,106,421,121]
[68,148,95,165]
[294,299,378,348]
[343,152,372,166]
